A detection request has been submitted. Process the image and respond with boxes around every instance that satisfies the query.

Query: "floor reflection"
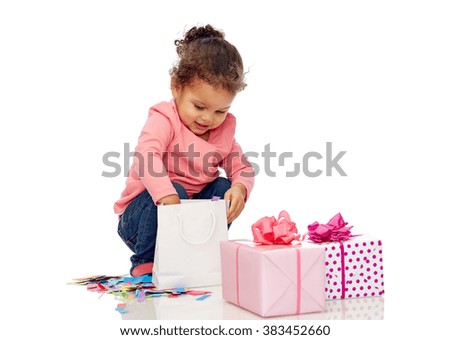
[121,286,384,320]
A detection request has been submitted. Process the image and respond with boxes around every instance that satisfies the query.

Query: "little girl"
[114,25,255,277]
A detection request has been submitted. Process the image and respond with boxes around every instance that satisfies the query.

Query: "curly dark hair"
[170,24,246,94]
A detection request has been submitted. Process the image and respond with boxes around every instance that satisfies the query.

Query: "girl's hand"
[158,194,181,205]
[224,183,247,224]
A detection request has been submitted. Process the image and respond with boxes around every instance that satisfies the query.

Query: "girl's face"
[171,79,236,138]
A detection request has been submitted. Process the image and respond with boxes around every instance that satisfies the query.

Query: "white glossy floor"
[116,285,384,320]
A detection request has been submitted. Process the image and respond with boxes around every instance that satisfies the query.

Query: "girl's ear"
[170,78,180,98]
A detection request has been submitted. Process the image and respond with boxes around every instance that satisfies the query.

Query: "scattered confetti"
[138,290,145,302]
[115,307,129,314]
[186,290,212,296]
[69,274,212,314]
[196,294,211,301]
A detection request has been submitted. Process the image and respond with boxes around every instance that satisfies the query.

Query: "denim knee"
[194,177,232,200]
[172,181,189,199]
[117,190,155,252]
[214,177,232,193]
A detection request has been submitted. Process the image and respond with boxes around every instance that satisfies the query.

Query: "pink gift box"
[220,240,326,317]
[313,235,385,300]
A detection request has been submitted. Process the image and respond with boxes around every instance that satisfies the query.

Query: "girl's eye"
[194,104,205,110]
[216,110,227,114]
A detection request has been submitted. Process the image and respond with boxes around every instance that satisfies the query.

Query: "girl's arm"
[221,139,255,222]
[158,194,181,205]
[134,108,178,204]
[221,139,255,201]
[224,183,247,223]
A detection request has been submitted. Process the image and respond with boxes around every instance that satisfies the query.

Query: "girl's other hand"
[224,183,247,223]
[158,194,181,205]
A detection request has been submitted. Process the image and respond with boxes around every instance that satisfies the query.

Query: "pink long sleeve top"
[114,100,255,215]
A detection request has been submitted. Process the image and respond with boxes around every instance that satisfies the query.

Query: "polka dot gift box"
[307,213,385,300]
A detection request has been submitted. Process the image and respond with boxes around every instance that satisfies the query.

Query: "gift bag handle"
[177,211,216,245]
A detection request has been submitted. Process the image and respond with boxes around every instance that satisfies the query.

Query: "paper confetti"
[69,274,213,314]
[137,290,145,302]
[196,294,211,301]
[186,290,212,296]
[115,307,129,314]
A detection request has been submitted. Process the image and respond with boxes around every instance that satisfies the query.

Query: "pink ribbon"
[295,248,301,314]
[339,241,346,299]
[252,211,302,245]
[307,213,354,299]
[235,245,241,307]
[307,213,353,243]
[235,243,302,314]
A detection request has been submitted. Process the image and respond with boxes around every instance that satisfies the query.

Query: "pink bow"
[307,213,353,243]
[252,211,301,245]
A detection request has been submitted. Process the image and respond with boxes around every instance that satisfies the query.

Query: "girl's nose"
[200,112,213,125]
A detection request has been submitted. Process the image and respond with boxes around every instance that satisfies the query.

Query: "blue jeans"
[117,177,231,274]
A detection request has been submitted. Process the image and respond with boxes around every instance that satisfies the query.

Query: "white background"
[1,0,449,338]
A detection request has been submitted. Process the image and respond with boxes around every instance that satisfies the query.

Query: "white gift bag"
[153,199,228,289]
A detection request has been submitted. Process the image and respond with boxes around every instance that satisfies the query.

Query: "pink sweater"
[114,100,255,215]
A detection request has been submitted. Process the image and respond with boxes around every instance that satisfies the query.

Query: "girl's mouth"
[194,122,209,130]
